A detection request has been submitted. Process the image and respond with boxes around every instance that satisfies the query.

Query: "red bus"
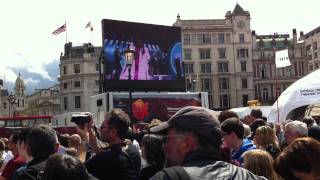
[0,116,52,138]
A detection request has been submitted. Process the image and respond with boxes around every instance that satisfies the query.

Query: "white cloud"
[24,78,40,85]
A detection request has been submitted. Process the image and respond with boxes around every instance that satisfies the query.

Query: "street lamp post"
[8,93,17,117]
[123,44,135,122]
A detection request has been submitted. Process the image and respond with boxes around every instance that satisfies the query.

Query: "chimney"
[293,29,297,45]
[299,31,305,41]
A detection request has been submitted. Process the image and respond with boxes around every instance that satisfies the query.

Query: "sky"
[0,0,319,91]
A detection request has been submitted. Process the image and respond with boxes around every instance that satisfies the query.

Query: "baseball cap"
[150,106,222,144]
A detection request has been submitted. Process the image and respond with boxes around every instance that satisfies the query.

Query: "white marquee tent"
[268,69,320,122]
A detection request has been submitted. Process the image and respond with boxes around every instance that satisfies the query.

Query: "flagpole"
[65,20,68,43]
[275,67,280,123]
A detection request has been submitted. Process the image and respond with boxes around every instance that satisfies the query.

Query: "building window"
[313,41,318,50]
[64,97,68,110]
[226,33,231,43]
[200,63,211,73]
[218,33,225,44]
[306,44,311,51]
[184,49,192,60]
[218,48,226,58]
[239,34,245,43]
[242,78,248,89]
[219,78,229,90]
[197,33,211,44]
[3,102,7,109]
[74,64,80,73]
[63,66,67,75]
[22,99,24,107]
[220,94,230,108]
[75,96,81,109]
[95,63,99,71]
[199,49,211,59]
[309,64,313,71]
[242,95,249,107]
[183,34,191,45]
[201,78,212,91]
[314,52,318,59]
[74,81,81,88]
[63,82,68,89]
[237,49,249,58]
[262,88,268,101]
[241,61,247,72]
[183,64,194,74]
[218,63,228,73]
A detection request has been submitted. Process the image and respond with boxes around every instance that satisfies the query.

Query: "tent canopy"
[268,69,320,123]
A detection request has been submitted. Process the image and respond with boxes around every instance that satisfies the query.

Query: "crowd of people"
[0,106,319,180]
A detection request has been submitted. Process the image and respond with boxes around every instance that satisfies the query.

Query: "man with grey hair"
[150,106,266,180]
[284,120,308,145]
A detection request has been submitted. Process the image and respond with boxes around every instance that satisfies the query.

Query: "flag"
[85,21,91,28]
[275,49,291,68]
[52,24,66,35]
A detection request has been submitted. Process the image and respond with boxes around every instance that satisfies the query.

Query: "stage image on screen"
[102,19,184,91]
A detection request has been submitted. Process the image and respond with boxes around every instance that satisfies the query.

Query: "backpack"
[19,161,46,180]
[161,166,191,180]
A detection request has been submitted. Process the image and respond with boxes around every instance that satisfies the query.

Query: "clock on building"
[237,21,245,28]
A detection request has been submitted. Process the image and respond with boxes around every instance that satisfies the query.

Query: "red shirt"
[1,156,25,179]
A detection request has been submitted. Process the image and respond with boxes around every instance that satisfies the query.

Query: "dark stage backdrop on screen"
[101,19,184,91]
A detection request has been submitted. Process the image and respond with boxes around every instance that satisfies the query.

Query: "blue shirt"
[232,138,256,164]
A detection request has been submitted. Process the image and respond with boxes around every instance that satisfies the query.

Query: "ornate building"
[174,4,255,109]
[302,26,320,71]
[14,73,27,115]
[59,42,102,113]
[24,85,60,116]
[0,74,60,117]
[252,29,309,105]
[0,79,9,116]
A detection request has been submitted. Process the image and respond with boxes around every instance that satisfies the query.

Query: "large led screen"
[102,19,184,91]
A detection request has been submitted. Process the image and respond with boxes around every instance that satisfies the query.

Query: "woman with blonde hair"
[243,149,279,180]
[254,125,280,158]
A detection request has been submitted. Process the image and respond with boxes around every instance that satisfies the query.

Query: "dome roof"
[15,73,25,88]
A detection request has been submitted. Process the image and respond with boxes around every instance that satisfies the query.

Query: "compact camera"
[70,113,91,124]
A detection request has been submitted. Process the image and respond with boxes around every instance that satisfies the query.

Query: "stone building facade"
[24,85,60,116]
[174,4,255,109]
[59,42,102,113]
[252,29,309,105]
[302,26,320,71]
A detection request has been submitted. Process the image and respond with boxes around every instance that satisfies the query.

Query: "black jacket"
[150,150,267,180]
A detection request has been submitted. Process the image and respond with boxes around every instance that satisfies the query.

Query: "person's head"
[243,124,251,138]
[221,117,244,149]
[249,119,267,139]
[254,126,279,149]
[17,127,32,161]
[141,134,164,166]
[218,110,239,123]
[100,108,130,143]
[7,131,20,156]
[150,106,222,167]
[308,125,320,142]
[41,153,89,180]
[250,109,263,119]
[0,139,5,152]
[27,125,57,159]
[243,149,278,180]
[284,121,308,144]
[274,137,320,180]
[302,116,317,128]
